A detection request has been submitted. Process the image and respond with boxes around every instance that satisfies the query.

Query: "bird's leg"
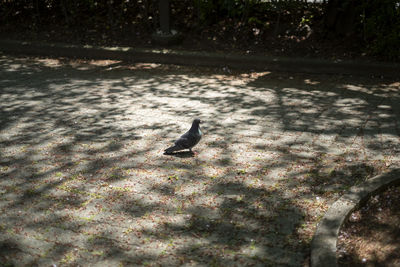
[189,148,198,155]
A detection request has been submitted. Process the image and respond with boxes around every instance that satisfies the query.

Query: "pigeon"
[164,118,202,154]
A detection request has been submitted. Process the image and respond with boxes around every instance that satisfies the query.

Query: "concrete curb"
[0,39,399,77]
[311,168,400,267]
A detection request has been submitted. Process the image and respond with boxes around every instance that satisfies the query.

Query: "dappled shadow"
[0,54,399,266]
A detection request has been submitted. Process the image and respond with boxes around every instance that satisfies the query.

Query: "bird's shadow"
[163,151,195,158]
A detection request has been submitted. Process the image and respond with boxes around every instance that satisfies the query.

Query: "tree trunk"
[60,0,70,26]
[159,0,171,34]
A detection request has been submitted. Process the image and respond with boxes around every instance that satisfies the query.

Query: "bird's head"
[193,118,201,125]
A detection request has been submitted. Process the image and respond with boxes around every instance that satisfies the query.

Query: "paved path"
[0,54,399,266]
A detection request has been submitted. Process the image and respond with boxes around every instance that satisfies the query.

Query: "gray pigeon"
[164,119,202,154]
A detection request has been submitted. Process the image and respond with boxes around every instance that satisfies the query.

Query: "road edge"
[0,39,399,77]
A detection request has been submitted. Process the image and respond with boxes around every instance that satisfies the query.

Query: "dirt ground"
[0,54,399,266]
[337,185,400,267]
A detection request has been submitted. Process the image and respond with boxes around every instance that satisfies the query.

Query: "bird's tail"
[164,145,179,154]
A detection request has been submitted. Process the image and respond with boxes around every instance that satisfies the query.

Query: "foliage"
[0,0,399,60]
[361,0,400,60]
[192,0,316,25]
[0,0,320,33]
[0,0,157,30]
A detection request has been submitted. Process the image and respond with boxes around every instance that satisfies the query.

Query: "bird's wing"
[174,133,193,149]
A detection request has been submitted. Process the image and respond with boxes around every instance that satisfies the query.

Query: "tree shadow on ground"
[0,54,399,266]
